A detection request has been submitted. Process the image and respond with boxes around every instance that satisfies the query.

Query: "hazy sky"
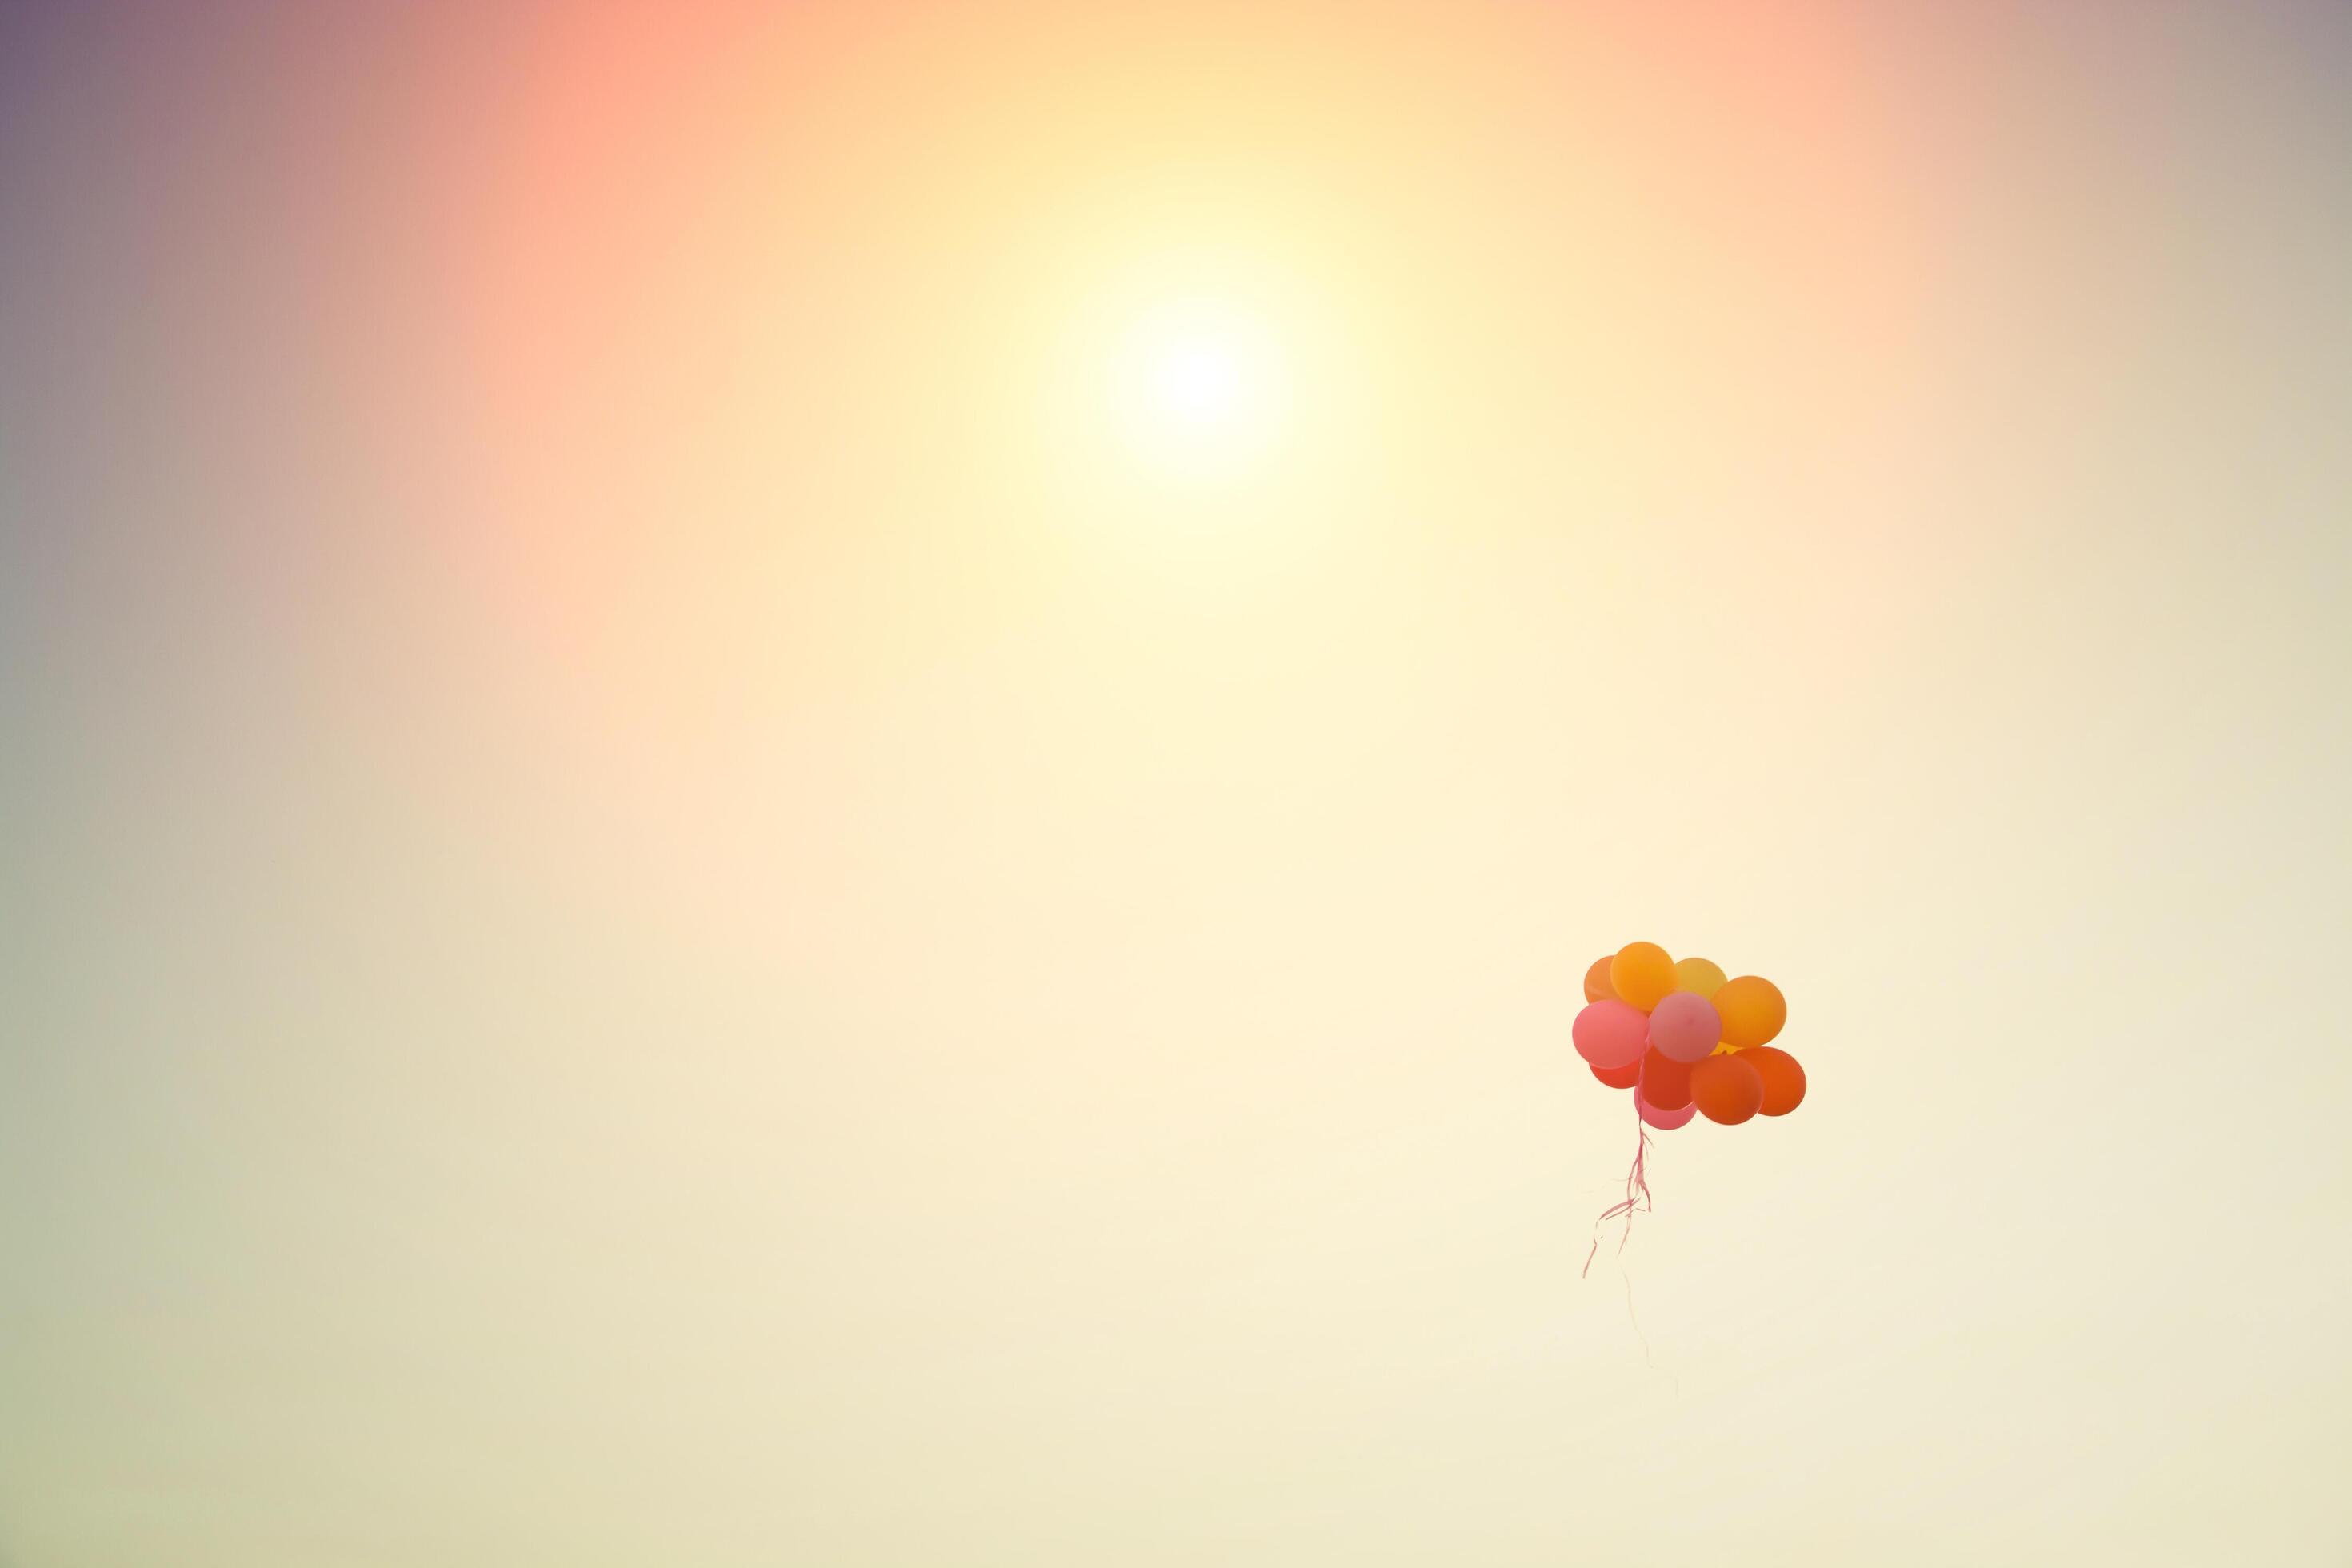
[3,2,2350,1563]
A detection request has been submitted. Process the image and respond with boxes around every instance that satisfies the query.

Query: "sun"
[1151,337,1242,425]
[1113,296,1290,482]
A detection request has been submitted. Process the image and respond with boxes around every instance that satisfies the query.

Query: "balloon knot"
[1582,1114,1654,1279]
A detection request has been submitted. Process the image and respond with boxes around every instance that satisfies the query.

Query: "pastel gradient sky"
[4,3,2350,1563]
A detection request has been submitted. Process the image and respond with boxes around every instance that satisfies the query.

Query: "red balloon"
[1690,1054,1764,1125]
[1590,1058,1640,1090]
[1573,1000,1649,1070]
[1636,1047,1693,1112]
[1743,1046,1807,1116]
[1637,1094,1696,1130]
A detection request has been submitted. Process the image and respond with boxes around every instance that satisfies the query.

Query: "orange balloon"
[1590,1058,1641,1090]
[1636,1047,1693,1112]
[1713,975,1786,1048]
[1743,1046,1806,1116]
[1690,1054,1764,1124]
[1609,942,1677,1011]
[1583,956,1618,1003]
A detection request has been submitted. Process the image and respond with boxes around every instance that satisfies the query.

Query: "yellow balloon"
[1714,975,1787,1049]
[1610,941,1677,1011]
[1673,957,1726,998]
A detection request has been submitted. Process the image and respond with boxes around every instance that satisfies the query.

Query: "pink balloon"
[1573,1000,1649,1070]
[1646,990,1722,1063]
[1636,1093,1696,1130]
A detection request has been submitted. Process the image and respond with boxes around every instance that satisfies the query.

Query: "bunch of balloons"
[1573,941,1806,1130]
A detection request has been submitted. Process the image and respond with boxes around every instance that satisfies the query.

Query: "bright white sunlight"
[1112,295,1290,482]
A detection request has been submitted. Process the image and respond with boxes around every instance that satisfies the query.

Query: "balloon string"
[1582,1113,1654,1279]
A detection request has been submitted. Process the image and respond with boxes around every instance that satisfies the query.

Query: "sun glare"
[1114,297,1289,482]
[1153,338,1242,425]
